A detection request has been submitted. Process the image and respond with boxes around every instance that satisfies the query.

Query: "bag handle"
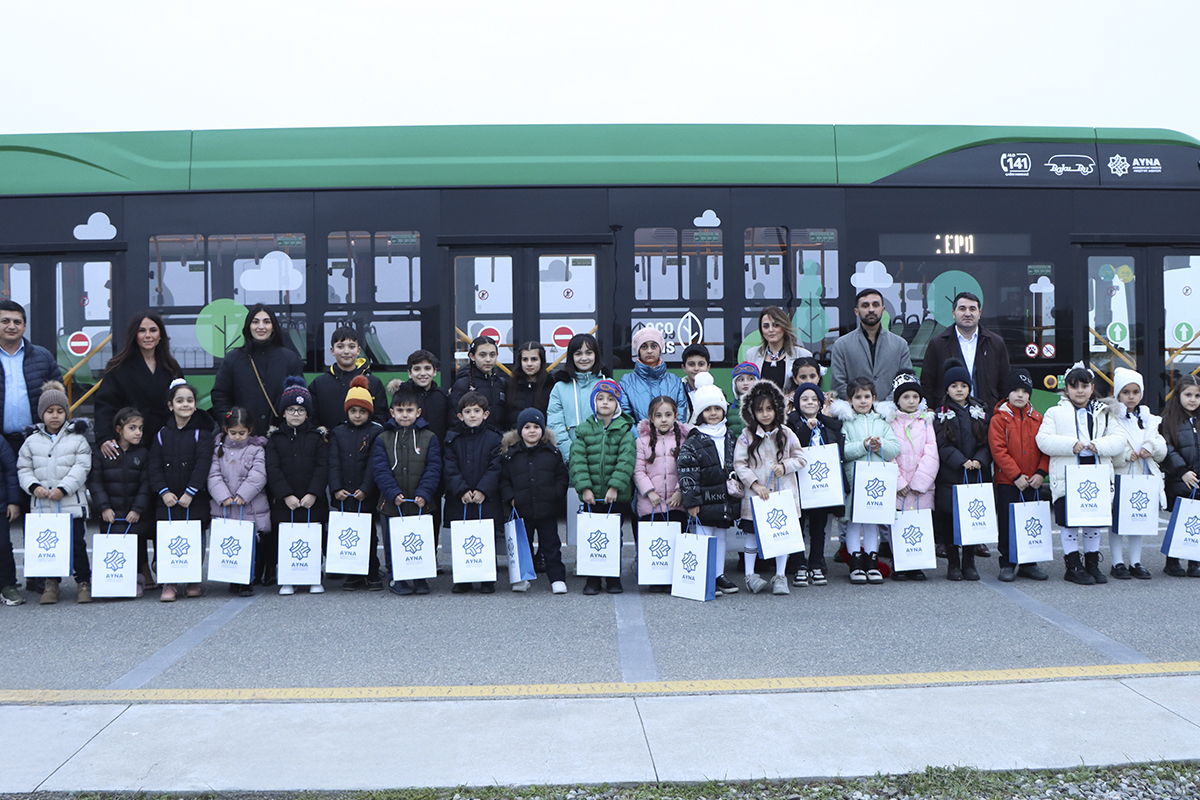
[105,521,134,535]
[962,467,984,485]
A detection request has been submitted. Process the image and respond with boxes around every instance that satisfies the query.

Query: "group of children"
[3,322,1198,609]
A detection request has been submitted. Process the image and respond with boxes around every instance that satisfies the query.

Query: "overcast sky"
[6,0,1199,139]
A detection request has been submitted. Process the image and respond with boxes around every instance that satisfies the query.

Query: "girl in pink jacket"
[633,396,690,593]
[881,374,939,580]
[208,407,270,596]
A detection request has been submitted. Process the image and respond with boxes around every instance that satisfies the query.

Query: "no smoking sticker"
[1042,344,1056,358]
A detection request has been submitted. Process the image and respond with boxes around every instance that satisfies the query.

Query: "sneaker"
[771,574,790,595]
[1129,563,1152,580]
[390,580,415,596]
[342,577,366,591]
[1189,562,1200,578]
[582,577,602,595]
[792,568,809,587]
[479,581,496,594]
[511,580,530,593]
[848,553,867,585]
[76,582,92,604]
[715,575,739,595]
[309,584,325,594]
[745,574,768,594]
[1,585,24,606]
[1016,563,1049,581]
[278,585,295,596]
[238,585,254,597]
[1110,562,1131,580]
[891,569,909,582]
[551,580,568,594]
[40,579,60,605]
[809,567,827,586]
[365,578,384,591]
[865,553,883,584]
[413,579,430,595]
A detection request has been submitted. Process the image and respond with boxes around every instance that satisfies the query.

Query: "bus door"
[0,250,119,411]
[446,243,607,377]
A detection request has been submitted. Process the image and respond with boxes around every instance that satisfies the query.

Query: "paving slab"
[36,698,656,791]
[0,704,128,793]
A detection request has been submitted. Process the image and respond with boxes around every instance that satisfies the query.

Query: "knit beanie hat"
[793,382,824,411]
[1005,368,1034,395]
[689,372,728,424]
[344,375,374,414]
[1112,366,1144,397]
[631,326,665,355]
[279,375,313,410]
[891,373,923,404]
[516,407,546,431]
[942,359,971,393]
[37,380,68,419]
[589,379,623,415]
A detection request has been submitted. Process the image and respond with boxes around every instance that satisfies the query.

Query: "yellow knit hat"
[344,375,374,414]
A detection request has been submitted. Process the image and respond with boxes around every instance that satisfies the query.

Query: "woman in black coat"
[211,304,304,436]
[95,311,182,458]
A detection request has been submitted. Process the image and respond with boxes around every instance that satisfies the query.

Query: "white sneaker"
[551,581,568,594]
[745,574,768,594]
[278,585,294,596]
[309,584,325,594]
[771,574,790,595]
[511,580,530,593]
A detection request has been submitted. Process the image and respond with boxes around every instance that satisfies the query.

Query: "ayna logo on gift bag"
[463,535,485,558]
[864,478,887,500]
[37,529,59,552]
[808,461,830,483]
[338,528,360,549]
[402,532,423,555]
[1130,491,1150,512]
[220,536,242,558]
[649,537,671,560]
[103,549,126,572]
[766,508,788,530]
[169,535,191,559]
[1026,517,1044,540]
[1076,480,1100,504]
[901,525,923,546]
[1185,516,1200,544]
[681,551,698,574]
[289,539,311,561]
[588,530,609,552]
[968,499,987,520]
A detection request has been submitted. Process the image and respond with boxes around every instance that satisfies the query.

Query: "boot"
[961,548,979,581]
[946,544,963,581]
[865,552,883,584]
[40,578,60,605]
[1164,556,1186,577]
[1064,551,1096,585]
[1084,551,1107,584]
[76,581,92,604]
[848,551,867,584]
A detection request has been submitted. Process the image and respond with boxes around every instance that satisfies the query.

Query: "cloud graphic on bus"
[238,251,304,292]
[851,261,894,290]
[73,212,117,240]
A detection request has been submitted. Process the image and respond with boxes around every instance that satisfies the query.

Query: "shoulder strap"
[248,354,280,418]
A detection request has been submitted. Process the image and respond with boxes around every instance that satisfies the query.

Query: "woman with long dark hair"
[210,304,304,436]
[546,333,606,464]
[95,311,182,458]
[505,341,552,430]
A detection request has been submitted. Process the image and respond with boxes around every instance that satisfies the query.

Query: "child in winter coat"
[881,374,938,581]
[401,349,452,441]
[681,342,711,419]
[374,382,443,595]
[787,382,844,587]
[499,408,570,594]
[933,361,993,582]
[19,381,92,605]
[1102,366,1166,581]
[89,407,152,596]
[328,376,385,590]
[1157,374,1200,577]
[265,377,329,596]
[208,406,269,597]
[734,379,805,595]
[633,395,690,593]
[505,341,553,430]
[619,327,688,423]
[1035,364,1124,585]
[450,336,506,432]
[570,379,636,595]
[547,333,605,465]
[150,379,214,602]
[838,376,901,584]
[989,368,1050,582]
[728,362,759,441]
[677,372,740,595]
[442,391,504,594]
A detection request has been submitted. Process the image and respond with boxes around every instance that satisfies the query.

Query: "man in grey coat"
[830,289,914,400]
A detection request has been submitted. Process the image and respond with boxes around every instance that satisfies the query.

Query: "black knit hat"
[891,373,923,404]
[1005,368,1034,395]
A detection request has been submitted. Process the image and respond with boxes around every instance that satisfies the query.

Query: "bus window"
[209,233,307,307]
[1163,255,1200,391]
[149,234,207,309]
[0,263,30,315]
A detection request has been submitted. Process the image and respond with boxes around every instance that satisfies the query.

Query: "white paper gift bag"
[1010,490,1054,564]
[952,472,999,546]
[1112,467,1161,537]
[389,511,437,581]
[91,524,138,598]
[670,520,717,602]
[325,506,373,576]
[891,506,937,571]
[574,506,623,577]
[503,510,536,584]
[851,457,898,524]
[1065,461,1112,527]
[22,502,73,578]
[1162,492,1200,561]
[750,486,805,559]
[207,511,256,585]
[636,515,679,585]
[156,510,203,584]
[565,487,581,546]
[450,511,497,583]
[276,512,323,586]
[798,443,844,509]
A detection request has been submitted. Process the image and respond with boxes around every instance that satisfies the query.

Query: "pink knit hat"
[631,326,664,355]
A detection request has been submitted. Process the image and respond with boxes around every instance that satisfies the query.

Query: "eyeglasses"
[284,407,308,416]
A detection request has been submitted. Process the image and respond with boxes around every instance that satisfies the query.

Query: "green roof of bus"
[0,124,1196,195]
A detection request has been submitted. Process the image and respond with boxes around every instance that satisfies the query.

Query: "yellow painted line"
[2,661,1199,705]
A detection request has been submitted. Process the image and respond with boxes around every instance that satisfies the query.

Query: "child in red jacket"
[988,368,1050,582]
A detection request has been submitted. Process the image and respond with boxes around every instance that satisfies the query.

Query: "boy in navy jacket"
[442,391,503,593]
[330,376,385,591]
